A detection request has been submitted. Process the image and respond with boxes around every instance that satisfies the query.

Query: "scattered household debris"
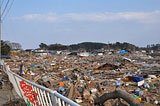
[1,50,160,106]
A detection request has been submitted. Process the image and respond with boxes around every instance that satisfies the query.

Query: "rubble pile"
[3,51,160,106]
[2,98,27,106]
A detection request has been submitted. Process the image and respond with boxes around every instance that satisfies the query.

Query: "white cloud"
[11,10,160,23]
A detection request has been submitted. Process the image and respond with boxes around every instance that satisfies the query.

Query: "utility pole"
[0,0,1,59]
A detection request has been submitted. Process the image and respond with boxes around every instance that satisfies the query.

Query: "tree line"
[39,42,139,51]
[2,40,159,56]
[1,40,22,55]
[146,44,160,51]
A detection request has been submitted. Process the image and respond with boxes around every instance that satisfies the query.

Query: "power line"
[2,0,14,22]
[0,0,5,8]
[1,0,10,17]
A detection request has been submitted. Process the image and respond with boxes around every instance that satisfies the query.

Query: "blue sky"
[2,0,160,49]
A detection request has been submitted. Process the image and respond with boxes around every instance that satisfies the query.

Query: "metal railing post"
[51,92,58,106]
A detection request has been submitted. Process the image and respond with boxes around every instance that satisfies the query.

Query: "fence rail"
[0,59,80,106]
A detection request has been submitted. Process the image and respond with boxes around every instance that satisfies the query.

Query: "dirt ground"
[0,71,22,106]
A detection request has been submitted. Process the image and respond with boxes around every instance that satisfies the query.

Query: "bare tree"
[4,41,22,50]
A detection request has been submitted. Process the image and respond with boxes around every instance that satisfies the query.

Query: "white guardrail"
[0,60,80,106]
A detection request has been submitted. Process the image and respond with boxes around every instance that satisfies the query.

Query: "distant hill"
[69,42,107,51]
[39,42,139,51]
[104,42,139,51]
[47,44,69,50]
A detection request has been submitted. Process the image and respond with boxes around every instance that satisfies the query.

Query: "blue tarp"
[120,50,127,54]
[31,64,39,68]
[115,81,121,86]
[133,76,144,82]
[88,73,91,75]
[62,76,69,81]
